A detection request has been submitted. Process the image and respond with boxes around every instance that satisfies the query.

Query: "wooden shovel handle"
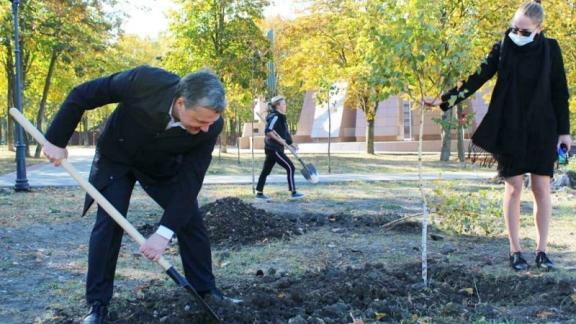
[9,108,172,270]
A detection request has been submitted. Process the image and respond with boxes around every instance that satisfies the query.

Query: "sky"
[120,0,310,39]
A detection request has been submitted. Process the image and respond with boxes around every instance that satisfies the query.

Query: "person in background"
[425,0,571,271]
[256,95,305,201]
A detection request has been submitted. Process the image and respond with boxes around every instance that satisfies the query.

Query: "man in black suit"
[43,66,231,323]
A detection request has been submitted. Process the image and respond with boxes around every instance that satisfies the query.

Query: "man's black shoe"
[200,288,243,304]
[535,251,554,271]
[82,302,108,324]
[509,252,529,271]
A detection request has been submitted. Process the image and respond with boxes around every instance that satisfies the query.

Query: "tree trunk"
[440,108,453,161]
[0,118,4,145]
[7,116,14,152]
[4,44,15,152]
[34,49,59,158]
[219,116,228,153]
[327,92,332,174]
[456,104,465,162]
[235,106,240,164]
[366,117,375,155]
[24,133,31,158]
[82,116,90,145]
[365,99,378,155]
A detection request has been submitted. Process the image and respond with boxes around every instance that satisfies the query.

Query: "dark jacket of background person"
[45,65,223,232]
[264,110,293,151]
[440,31,569,163]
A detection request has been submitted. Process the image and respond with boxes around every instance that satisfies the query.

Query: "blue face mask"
[508,31,535,46]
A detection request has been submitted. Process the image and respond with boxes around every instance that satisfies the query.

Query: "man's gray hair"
[175,70,227,113]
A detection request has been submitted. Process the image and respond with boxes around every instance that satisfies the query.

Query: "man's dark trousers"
[86,159,215,305]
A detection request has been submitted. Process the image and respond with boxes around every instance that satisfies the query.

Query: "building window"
[403,101,412,140]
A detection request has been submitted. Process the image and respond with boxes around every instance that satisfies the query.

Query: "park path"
[0,147,494,187]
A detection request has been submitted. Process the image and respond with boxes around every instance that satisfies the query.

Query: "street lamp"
[266,29,276,98]
[10,0,30,191]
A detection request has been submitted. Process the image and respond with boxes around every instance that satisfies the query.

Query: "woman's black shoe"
[509,252,529,271]
[535,251,554,271]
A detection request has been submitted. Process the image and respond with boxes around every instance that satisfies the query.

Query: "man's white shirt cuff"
[156,225,174,240]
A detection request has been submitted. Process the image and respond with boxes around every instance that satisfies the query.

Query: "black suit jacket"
[45,65,223,232]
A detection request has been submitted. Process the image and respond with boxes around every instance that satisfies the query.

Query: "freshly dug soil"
[202,197,300,247]
[49,262,576,323]
[287,212,416,230]
[138,197,301,247]
[137,197,414,247]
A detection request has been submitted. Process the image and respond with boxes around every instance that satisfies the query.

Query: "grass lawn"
[1,178,575,322]
[0,145,497,177]
[207,151,495,175]
[0,145,45,175]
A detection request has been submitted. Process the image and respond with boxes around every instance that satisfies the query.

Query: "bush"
[430,184,503,236]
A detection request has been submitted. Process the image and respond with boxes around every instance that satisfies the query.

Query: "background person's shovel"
[9,108,222,323]
[285,144,320,184]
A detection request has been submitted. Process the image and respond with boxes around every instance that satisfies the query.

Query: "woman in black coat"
[427,0,571,271]
[255,96,305,201]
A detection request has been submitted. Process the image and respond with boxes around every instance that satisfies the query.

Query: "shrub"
[430,184,503,236]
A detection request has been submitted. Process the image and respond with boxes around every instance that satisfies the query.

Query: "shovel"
[285,144,320,184]
[9,108,222,323]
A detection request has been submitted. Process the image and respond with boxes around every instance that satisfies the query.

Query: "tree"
[0,0,123,155]
[274,0,400,154]
[164,0,270,153]
[373,0,484,286]
[543,1,576,134]
[31,0,116,156]
[275,1,356,152]
[0,0,40,152]
[356,0,406,154]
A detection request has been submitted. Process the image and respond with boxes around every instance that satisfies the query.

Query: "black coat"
[264,111,293,151]
[440,33,570,160]
[45,65,223,231]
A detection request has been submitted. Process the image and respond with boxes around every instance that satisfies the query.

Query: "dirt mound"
[137,200,417,246]
[202,197,300,247]
[137,197,300,247]
[50,263,576,323]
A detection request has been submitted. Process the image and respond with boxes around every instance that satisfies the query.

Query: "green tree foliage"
[543,1,576,134]
[274,0,395,154]
[0,0,125,152]
[163,0,271,152]
[265,17,304,132]
[0,0,173,151]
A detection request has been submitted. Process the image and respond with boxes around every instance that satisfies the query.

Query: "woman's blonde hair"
[514,0,544,26]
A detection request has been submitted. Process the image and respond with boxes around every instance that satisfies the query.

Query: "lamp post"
[266,29,276,98]
[10,0,30,191]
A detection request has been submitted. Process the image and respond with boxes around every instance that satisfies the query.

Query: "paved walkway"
[0,149,495,187]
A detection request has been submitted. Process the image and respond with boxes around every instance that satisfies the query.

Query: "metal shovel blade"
[166,267,222,322]
[301,164,320,184]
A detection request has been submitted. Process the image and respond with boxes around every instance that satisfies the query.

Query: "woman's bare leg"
[530,174,552,253]
[503,175,524,253]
